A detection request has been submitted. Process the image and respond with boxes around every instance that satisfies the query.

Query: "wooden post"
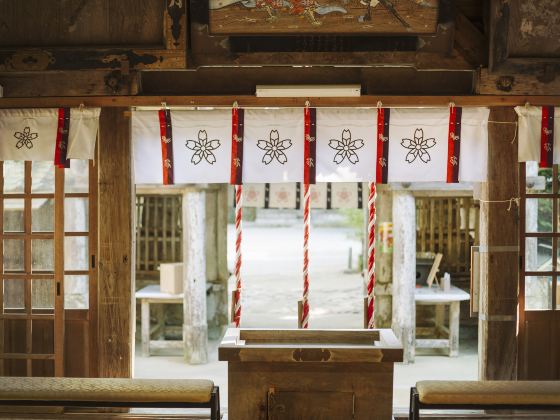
[182,189,208,364]
[141,300,150,357]
[98,107,133,378]
[449,301,460,357]
[364,297,368,329]
[297,300,303,329]
[231,290,237,324]
[392,190,416,363]
[478,107,518,380]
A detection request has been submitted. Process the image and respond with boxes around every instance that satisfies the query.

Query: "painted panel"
[209,0,439,35]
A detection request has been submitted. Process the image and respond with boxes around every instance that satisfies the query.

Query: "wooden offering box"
[219,328,403,419]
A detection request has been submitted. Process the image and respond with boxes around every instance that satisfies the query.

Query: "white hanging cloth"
[229,182,365,209]
[132,109,232,184]
[516,105,559,167]
[383,107,489,183]
[242,109,305,183]
[0,108,100,161]
[316,108,378,182]
[131,106,489,185]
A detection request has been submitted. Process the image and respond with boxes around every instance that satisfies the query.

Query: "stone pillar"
[205,185,229,339]
[183,189,208,364]
[392,190,416,363]
[374,185,393,328]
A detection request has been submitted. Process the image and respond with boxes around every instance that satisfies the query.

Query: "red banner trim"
[446,106,462,183]
[540,106,555,168]
[230,108,244,185]
[376,108,390,184]
[158,109,174,185]
[304,107,317,184]
[54,107,70,168]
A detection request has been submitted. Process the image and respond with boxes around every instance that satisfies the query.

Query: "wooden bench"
[410,380,560,419]
[0,377,220,420]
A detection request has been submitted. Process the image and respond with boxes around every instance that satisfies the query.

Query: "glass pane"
[525,276,552,310]
[32,239,54,272]
[526,237,552,271]
[31,319,54,354]
[526,163,552,194]
[32,279,54,312]
[557,279,560,310]
[64,275,89,309]
[31,162,54,193]
[64,198,88,232]
[3,199,24,232]
[32,198,54,232]
[3,279,25,312]
[4,239,24,272]
[64,236,88,271]
[64,160,89,193]
[3,161,25,193]
[526,198,553,233]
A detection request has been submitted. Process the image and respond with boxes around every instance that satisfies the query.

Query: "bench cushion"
[0,378,214,404]
[417,381,560,406]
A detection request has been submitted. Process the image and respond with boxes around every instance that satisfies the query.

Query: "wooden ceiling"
[0,0,558,97]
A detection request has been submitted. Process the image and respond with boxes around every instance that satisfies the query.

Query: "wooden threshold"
[0,95,559,108]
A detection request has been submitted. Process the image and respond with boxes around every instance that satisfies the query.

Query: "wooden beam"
[454,12,488,67]
[478,69,560,95]
[1,95,560,109]
[97,108,133,378]
[0,48,185,72]
[190,51,475,70]
[488,0,560,75]
[0,71,140,97]
[0,1,187,72]
[140,67,475,96]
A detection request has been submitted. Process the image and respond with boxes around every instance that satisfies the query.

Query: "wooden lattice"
[416,197,479,276]
[135,195,182,279]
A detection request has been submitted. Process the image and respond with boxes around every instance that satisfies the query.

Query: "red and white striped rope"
[367,182,377,329]
[302,183,311,329]
[233,184,243,327]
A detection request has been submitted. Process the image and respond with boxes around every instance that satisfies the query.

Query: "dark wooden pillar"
[97,108,133,378]
[478,107,518,380]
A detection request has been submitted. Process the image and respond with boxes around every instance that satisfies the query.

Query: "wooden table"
[414,286,470,357]
[219,328,403,420]
[135,284,183,356]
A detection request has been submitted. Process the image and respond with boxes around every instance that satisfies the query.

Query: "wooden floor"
[1,410,560,420]
[394,412,560,419]
[0,409,211,420]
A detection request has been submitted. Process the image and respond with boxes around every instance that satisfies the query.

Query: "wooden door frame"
[0,160,99,377]
[0,162,63,376]
[518,162,560,378]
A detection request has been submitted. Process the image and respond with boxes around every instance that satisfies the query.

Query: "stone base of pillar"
[183,324,208,364]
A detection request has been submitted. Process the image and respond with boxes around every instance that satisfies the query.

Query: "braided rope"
[301,183,311,329]
[233,184,243,327]
[367,182,377,329]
